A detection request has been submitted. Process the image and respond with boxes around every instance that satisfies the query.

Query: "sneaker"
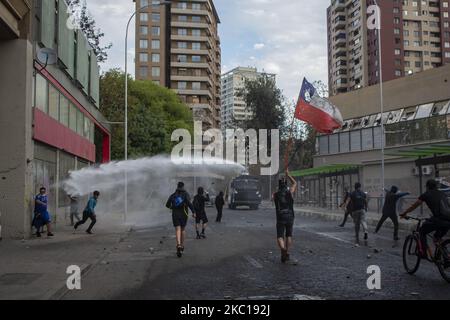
[196,234,202,240]
[339,224,345,227]
[281,249,288,263]
[47,232,54,237]
[86,230,93,235]
[176,246,182,258]
[36,232,41,238]
[201,234,206,239]
[180,246,185,252]
[364,233,368,241]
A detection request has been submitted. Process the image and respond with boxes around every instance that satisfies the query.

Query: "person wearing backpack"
[273,170,297,263]
[375,186,410,241]
[401,179,450,258]
[166,182,195,258]
[347,183,368,244]
[193,187,210,239]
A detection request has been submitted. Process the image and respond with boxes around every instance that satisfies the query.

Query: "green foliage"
[100,69,193,160]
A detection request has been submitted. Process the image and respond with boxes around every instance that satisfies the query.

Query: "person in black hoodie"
[215,191,225,223]
[339,187,352,227]
[375,186,410,240]
[193,187,210,239]
[166,182,195,258]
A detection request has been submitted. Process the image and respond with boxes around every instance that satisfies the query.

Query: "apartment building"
[328,0,450,96]
[221,67,276,134]
[0,0,111,238]
[134,0,221,130]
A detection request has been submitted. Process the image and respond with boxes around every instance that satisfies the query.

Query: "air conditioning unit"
[413,166,433,176]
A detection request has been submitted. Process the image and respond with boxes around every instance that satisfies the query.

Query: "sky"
[85,0,330,101]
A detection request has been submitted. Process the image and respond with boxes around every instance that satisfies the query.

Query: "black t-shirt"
[419,189,446,217]
[274,189,294,216]
[193,194,210,215]
[350,190,367,211]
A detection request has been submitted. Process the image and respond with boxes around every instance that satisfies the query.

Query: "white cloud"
[253,43,265,50]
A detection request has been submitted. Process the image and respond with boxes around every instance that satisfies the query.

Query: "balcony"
[0,0,31,39]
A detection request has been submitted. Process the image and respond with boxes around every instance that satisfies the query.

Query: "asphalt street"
[62,206,450,300]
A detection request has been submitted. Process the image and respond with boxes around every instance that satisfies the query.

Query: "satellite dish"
[37,48,57,67]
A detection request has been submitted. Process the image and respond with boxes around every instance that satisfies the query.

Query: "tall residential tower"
[327,0,450,96]
[134,0,222,130]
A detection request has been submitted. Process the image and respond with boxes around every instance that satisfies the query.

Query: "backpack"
[276,190,292,214]
[172,193,185,209]
[351,190,366,211]
[439,193,450,220]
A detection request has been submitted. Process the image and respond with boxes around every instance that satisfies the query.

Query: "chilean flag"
[294,78,343,134]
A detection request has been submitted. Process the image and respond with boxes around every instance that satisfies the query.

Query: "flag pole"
[284,111,297,173]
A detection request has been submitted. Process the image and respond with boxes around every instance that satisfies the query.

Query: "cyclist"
[400,179,450,257]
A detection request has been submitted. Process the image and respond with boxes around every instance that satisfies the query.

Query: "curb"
[294,207,416,232]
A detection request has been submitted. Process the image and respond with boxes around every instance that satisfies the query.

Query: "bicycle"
[402,217,450,283]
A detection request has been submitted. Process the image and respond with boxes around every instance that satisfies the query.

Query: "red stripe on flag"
[295,100,341,134]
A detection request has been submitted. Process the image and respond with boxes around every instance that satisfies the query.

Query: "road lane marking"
[244,255,263,269]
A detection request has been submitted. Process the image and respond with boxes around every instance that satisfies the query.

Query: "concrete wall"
[330,64,450,120]
[0,39,34,239]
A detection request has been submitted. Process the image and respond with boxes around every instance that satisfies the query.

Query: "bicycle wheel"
[403,235,421,274]
[436,239,450,283]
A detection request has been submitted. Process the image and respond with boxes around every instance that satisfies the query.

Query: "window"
[35,74,48,113]
[415,61,422,68]
[192,55,201,62]
[177,55,187,62]
[140,13,148,22]
[192,16,201,22]
[178,2,187,9]
[192,29,201,36]
[152,26,160,36]
[445,42,450,48]
[152,67,160,77]
[395,49,401,55]
[140,26,148,35]
[83,116,90,139]
[140,53,148,62]
[69,104,77,132]
[151,40,160,49]
[140,66,148,77]
[152,53,160,63]
[59,96,69,127]
[48,85,59,121]
[350,131,361,151]
[192,42,201,50]
[152,13,160,22]
[178,81,187,90]
[446,52,450,58]
[141,0,149,8]
[395,69,402,76]
[178,28,187,36]
[329,134,339,154]
[339,132,350,153]
[178,15,187,21]
[319,136,329,155]
[140,39,148,49]
[192,3,201,10]
[76,109,84,136]
[361,128,374,151]
[192,82,201,90]
[152,0,160,8]
[178,41,187,48]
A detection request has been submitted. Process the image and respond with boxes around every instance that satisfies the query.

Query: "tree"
[67,0,112,63]
[100,70,193,160]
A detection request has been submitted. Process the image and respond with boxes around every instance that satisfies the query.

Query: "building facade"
[0,0,111,239]
[296,64,450,212]
[220,67,276,135]
[328,0,450,96]
[133,0,222,130]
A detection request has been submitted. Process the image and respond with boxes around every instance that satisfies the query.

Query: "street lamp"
[373,0,385,203]
[124,0,172,223]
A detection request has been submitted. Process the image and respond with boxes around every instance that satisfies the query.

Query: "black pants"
[340,209,351,226]
[74,211,96,232]
[216,206,223,222]
[419,217,450,251]
[375,212,399,238]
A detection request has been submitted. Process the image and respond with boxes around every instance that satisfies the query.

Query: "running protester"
[273,170,297,263]
[166,182,195,258]
[74,191,100,234]
[33,187,54,237]
[193,187,210,239]
[347,183,369,244]
[375,186,409,240]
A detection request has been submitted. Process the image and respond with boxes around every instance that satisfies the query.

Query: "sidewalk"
[261,201,417,232]
[0,219,130,300]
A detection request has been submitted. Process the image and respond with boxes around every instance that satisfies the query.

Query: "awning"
[385,143,450,167]
[291,164,360,178]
